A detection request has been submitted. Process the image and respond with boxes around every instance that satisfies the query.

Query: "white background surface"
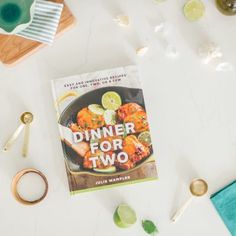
[0,0,236,235]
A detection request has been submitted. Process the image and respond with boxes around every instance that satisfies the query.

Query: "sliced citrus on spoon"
[183,0,205,21]
[102,91,122,110]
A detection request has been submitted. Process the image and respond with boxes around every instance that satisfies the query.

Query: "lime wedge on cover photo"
[94,166,116,173]
[104,110,117,125]
[88,104,105,115]
[183,0,205,21]
[113,204,137,228]
[138,131,152,147]
[102,91,122,110]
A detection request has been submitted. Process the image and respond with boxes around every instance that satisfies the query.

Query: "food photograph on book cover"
[52,66,158,194]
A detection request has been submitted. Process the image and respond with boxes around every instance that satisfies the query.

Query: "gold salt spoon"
[171,179,208,223]
[3,112,34,157]
[21,112,33,157]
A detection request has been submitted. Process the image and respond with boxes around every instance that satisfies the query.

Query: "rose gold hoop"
[11,168,48,205]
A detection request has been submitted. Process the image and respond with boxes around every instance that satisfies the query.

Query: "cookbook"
[51,66,158,194]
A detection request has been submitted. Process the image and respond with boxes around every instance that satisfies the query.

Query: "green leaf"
[142,220,158,235]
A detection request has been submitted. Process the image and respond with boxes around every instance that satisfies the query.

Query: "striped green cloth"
[17,0,63,44]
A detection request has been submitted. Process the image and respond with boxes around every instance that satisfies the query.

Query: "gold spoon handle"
[171,196,193,223]
[3,124,25,152]
[22,124,30,157]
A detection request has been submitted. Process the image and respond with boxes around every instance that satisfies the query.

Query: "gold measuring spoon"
[21,112,33,157]
[171,179,208,223]
[3,112,33,154]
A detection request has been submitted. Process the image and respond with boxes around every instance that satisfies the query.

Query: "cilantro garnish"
[142,220,158,235]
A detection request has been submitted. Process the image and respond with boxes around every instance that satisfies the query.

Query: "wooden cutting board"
[0,0,75,65]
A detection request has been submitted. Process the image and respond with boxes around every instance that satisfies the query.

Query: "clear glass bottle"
[216,0,236,15]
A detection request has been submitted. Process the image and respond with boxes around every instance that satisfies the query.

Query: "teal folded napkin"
[211,181,236,236]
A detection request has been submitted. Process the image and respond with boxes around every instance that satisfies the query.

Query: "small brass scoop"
[3,112,33,157]
[171,179,208,223]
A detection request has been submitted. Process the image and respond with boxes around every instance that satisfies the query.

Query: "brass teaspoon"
[3,112,33,155]
[21,112,34,157]
[171,179,208,223]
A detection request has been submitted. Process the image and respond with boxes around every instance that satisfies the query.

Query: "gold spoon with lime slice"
[171,179,208,223]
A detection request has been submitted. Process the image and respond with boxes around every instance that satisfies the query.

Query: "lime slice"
[104,110,117,125]
[113,204,137,228]
[88,104,105,115]
[183,0,205,21]
[102,92,122,111]
[138,131,152,146]
[94,166,116,173]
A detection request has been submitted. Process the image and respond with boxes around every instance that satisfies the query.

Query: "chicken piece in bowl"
[83,150,105,169]
[117,103,143,120]
[77,107,105,130]
[117,103,148,133]
[122,135,150,166]
[124,110,149,133]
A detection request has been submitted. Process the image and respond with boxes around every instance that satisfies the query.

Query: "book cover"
[51,66,158,194]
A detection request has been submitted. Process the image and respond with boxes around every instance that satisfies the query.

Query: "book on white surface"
[51,66,158,194]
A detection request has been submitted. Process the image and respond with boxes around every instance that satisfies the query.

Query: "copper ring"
[11,168,48,205]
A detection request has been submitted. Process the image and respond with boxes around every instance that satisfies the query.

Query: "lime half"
[104,110,117,125]
[183,0,205,21]
[113,204,137,228]
[138,131,152,147]
[88,104,105,115]
[102,91,122,111]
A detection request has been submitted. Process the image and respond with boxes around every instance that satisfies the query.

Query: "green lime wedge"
[138,131,152,146]
[104,110,117,125]
[183,0,205,21]
[94,166,116,173]
[88,104,105,115]
[102,91,122,111]
[113,204,137,228]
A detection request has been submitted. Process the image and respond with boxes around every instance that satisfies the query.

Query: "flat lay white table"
[0,0,236,236]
